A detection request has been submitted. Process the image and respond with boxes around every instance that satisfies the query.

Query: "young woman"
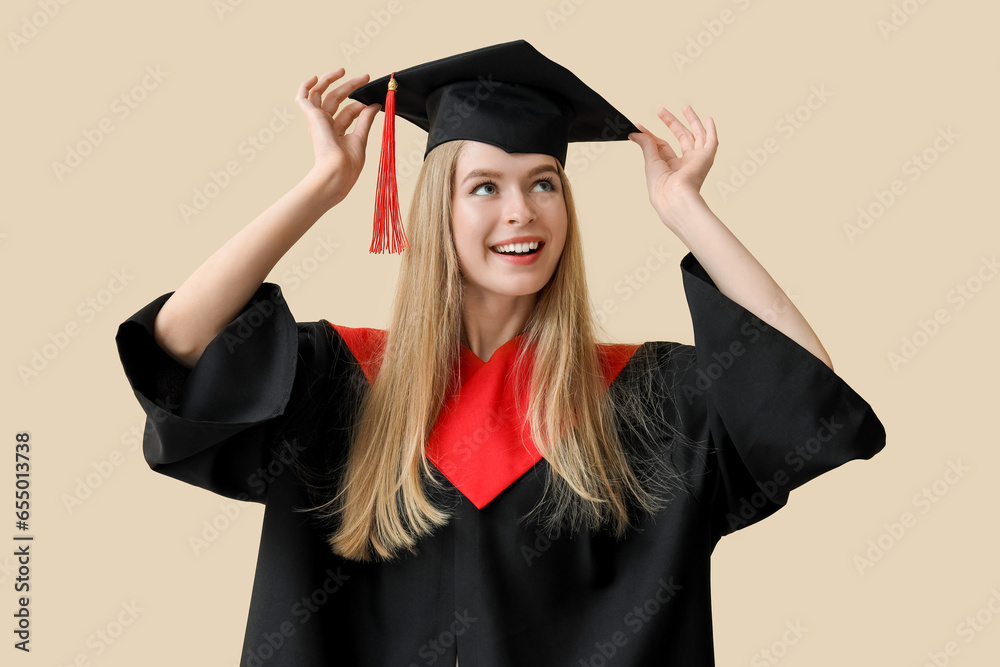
[116,40,885,666]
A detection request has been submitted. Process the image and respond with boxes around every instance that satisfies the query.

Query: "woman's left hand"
[629,105,718,232]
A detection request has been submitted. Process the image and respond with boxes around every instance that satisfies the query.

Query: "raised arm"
[629,106,834,371]
[154,69,381,368]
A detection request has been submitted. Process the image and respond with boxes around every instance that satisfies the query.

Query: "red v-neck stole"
[330,323,639,508]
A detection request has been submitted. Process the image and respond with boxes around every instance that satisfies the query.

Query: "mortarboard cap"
[349,39,639,254]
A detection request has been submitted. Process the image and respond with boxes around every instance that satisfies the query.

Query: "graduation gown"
[114,252,886,666]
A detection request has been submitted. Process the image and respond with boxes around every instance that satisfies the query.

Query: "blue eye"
[471,182,498,196]
[470,177,558,196]
[534,177,557,192]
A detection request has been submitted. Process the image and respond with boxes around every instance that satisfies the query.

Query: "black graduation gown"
[114,252,886,666]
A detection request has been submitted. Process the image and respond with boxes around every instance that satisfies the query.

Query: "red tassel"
[371,73,408,254]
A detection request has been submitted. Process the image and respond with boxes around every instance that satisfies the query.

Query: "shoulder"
[599,340,712,509]
[601,339,707,458]
[321,322,386,384]
[597,338,702,426]
[598,339,697,384]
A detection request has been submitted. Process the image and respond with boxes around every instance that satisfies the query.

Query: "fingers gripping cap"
[349,39,639,254]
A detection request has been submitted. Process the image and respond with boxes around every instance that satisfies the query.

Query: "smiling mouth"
[491,241,542,256]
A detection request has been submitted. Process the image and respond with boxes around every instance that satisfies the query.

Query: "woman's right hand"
[296,68,382,208]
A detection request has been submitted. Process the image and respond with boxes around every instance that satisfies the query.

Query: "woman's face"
[451,142,568,304]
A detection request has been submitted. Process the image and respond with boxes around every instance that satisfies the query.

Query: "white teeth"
[493,241,540,254]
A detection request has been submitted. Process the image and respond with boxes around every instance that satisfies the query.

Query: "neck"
[461,290,536,362]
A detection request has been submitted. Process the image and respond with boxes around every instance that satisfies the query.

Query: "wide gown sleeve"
[671,252,886,540]
[114,282,341,503]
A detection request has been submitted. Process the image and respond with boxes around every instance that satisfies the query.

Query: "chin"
[462,277,549,301]
[494,284,546,299]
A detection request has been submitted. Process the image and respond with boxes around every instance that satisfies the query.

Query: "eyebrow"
[460,163,559,184]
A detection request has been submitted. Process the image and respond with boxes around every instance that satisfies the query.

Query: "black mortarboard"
[348,39,639,253]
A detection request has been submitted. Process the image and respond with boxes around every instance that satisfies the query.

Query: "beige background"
[2,0,997,664]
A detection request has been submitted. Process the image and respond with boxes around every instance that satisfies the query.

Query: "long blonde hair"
[317,140,678,562]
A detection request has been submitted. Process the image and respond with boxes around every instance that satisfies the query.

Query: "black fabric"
[114,252,886,666]
[348,39,639,164]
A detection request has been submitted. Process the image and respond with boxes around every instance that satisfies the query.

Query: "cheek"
[450,219,483,271]
[451,206,488,251]
[552,214,569,257]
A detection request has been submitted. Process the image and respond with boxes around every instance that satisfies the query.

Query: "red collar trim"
[329,323,640,508]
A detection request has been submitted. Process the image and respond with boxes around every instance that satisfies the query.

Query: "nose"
[504,188,536,225]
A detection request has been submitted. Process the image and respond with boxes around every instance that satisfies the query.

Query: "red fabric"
[370,73,408,254]
[329,323,639,508]
[331,324,386,384]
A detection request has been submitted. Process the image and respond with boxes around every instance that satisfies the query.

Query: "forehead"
[455,141,559,175]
